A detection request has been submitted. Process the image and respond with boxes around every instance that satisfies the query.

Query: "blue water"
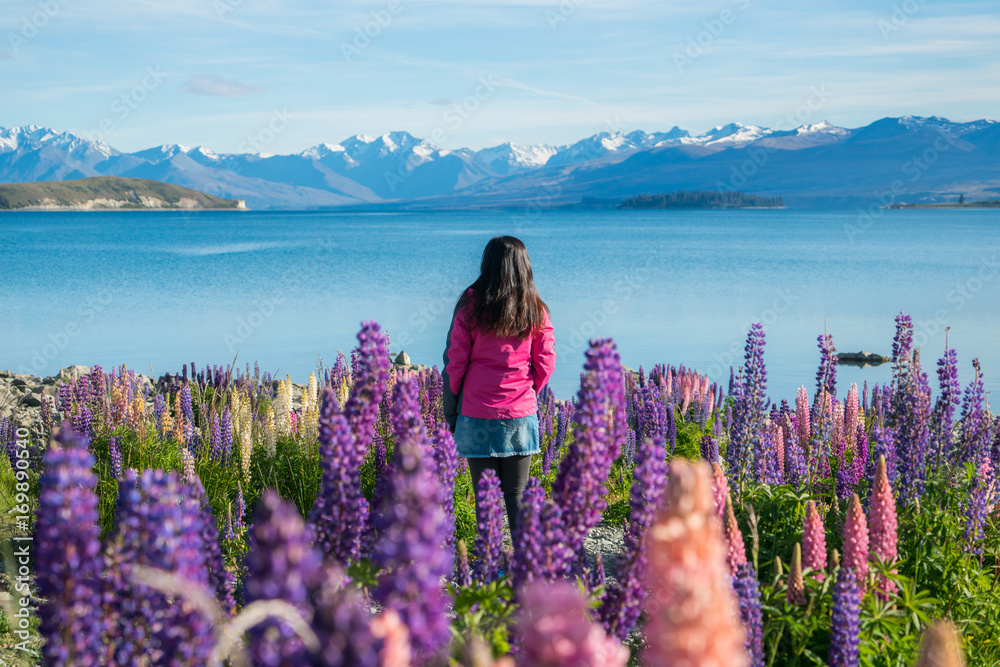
[1,209,998,402]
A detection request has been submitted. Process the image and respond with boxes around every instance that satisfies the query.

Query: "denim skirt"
[454,412,540,458]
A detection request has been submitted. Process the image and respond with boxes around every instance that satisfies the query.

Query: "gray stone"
[0,370,14,379]
[60,365,92,379]
[42,376,59,385]
[394,351,411,366]
[11,378,28,388]
[21,394,41,407]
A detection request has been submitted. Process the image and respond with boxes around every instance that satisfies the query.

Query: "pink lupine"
[786,543,806,605]
[842,494,870,594]
[517,579,629,667]
[795,386,811,451]
[845,384,860,456]
[643,459,749,667]
[802,500,827,581]
[724,495,748,576]
[869,455,899,599]
[772,420,786,478]
[711,462,730,521]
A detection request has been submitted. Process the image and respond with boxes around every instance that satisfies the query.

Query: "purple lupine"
[550,338,628,567]
[474,468,505,584]
[957,358,989,465]
[35,428,103,667]
[785,424,808,489]
[344,321,392,452]
[109,435,123,479]
[210,412,222,462]
[310,386,370,564]
[591,552,607,590]
[815,333,838,405]
[729,323,768,492]
[73,405,92,442]
[893,349,932,502]
[180,384,195,445]
[930,347,960,471]
[59,381,73,415]
[829,568,862,667]
[512,477,571,587]
[235,481,246,531]
[890,311,914,385]
[666,403,677,453]
[40,392,54,438]
[372,430,388,481]
[965,452,994,556]
[373,375,453,664]
[700,434,719,464]
[432,426,458,553]
[153,394,165,434]
[733,563,764,667]
[106,469,215,666]
[244,490,324,667]
[872,425,897,484]
[310,566,383,667]
[599,434,668,641]
[187,478,236,616]
[220,407,233,465]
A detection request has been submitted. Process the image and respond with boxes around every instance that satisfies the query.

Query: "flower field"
[0,312,998,666]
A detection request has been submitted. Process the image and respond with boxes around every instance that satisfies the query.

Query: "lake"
[1,208,997,403]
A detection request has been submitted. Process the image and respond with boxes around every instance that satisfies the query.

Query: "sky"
[2,0,998,154]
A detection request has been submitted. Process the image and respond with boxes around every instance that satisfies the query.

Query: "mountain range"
[1,116,998,210]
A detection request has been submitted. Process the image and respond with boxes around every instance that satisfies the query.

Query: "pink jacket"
[444,296,556,420]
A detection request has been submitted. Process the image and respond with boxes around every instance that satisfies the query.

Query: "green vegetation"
[619,190,784,209]
[0,177,245,210]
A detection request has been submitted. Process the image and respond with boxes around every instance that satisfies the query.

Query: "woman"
[442,235,556,535]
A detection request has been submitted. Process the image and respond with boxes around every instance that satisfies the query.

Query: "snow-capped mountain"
[476,143,561,175]
[1,116,997,208]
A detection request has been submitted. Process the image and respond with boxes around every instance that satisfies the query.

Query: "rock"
[60,365,92,379]
[11,378,28,388]
[21,394,41,407]
[0,370,14,379]
[394,351,411,366]
[42,376,59,385]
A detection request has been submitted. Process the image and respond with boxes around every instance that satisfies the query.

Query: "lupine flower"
[73,405,92,442]
[310,565,383,667]
[432,426,458,553]
[180,445,195,482]
[701,434,719,463]
[872,425,897,484]
[373,375,453,664]
[868,455,898,599]
[235,481,246,532]
[517,579,629,667]
[795,386,811,452]
[802,501,827,581]
[724,494,748,576]
[643,459,749,667]
[829,567,861,667]
[180,384,195,445]
[474,468,504,585]
[551,338,628,567]
[893,348,932,501]
[786,542,806,605]
[733,563,764,667]
[244,489,324,667]
[220,407,233,465]
[59,381,73,414]
[371,608,413,667]
[711,461,729,520]
[958,358,989,465]
[814,332,838,423]
[929,347,960,471]
[455,539,473,588]
[965,452,994,556]
[344,321,392,451]
[512,477,571,587]
[311,386,370,564]
[107,469,215,666]
[109,435,123,479]
[598,434,668,641]
[915,620,967,667]
[842,494,870,592]
[729,324,768,492]
[187,478,236,616]
[35,428,103,667]
[210,413,222,462]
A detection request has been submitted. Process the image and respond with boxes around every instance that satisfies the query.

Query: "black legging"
[467,454,532,536]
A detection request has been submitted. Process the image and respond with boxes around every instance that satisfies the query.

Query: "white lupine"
[232,390,255,484]
[274,376,294,439]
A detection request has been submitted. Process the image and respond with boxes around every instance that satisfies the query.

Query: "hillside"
[0,176,246,210]
[1,117,998,209]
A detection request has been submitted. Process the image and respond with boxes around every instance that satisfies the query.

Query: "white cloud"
[183,75,263,97]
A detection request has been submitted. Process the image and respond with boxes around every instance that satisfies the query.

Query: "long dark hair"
[455,236,548,339]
